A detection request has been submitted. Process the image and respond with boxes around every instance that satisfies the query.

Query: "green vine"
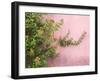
[59,30,87,47]
[25,12,63,68]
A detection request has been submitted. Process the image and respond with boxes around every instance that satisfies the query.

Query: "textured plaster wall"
[47,14,90,67]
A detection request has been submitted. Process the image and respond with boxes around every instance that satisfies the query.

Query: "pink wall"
[46,14,90,67]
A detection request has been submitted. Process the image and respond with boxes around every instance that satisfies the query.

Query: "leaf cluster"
[59,30,86,47]
[25,12,63,68]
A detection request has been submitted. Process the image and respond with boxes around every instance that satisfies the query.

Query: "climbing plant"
[59,30,87,47]
[25,12,63,68]
[25,12,86,68]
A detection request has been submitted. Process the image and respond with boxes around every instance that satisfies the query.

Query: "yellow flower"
[37,28,44,35]
[34,57,40,64]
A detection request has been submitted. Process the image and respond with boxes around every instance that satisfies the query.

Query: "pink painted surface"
[46,14,90,67]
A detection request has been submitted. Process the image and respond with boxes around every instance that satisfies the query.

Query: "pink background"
[46,14,90,67]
